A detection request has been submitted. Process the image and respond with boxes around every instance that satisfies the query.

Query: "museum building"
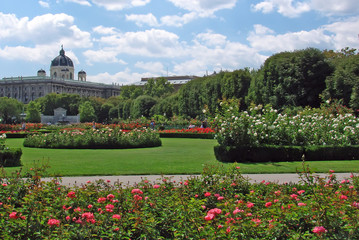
[0,47,121,103]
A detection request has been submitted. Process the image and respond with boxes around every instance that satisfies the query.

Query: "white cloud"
[135,61,164,73]
[0,45,80,65]
[64,0,91,6]
[252,0,310,18]
[160,12,198,27]
[126,13,159,27]
[310,0,359,16]
[93,25,117,35]
[194,31,227,47]
[0,13,91,64]
[87,29,186,61]
[90,0,150,11]
[0,13,91,46]
[247,24,332,52]
[38,1,50,8]
[247,17,359,53]
[87,68,146,85]
[323,16,359,49]
[168,0,238,16]
[83,49,126,65]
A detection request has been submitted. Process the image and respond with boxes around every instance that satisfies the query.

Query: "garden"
[0,100,359,238]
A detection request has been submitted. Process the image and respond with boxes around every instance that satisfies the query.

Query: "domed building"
[0,46,120,103]
[50,46,75,80]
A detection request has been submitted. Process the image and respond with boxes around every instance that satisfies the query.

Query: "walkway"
[44,173,354,187]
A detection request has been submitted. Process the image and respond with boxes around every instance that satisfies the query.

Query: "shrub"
[0,165,358,239]
[23,128,161,149]
[214,145,304,162]
[0,148,22,167]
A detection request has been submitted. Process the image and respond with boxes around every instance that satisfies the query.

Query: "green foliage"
[0,147,22,167]
[0,97,23,124]
[0,165,358,239]
[260,48,332,109]
[323,53,359,110]
[143,77,175,98]
[178,71,251,118]
[25,101,41,123]
[79,101,96,122]
[131,95,157,119]
[119,85,144,100]
[36,93,81,115]
[214,99,359,148]
[23,128,161,149]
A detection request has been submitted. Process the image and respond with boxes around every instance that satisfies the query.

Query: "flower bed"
[0,165,358,239]
[213,100,359,161]
[158,127,215,139]
[23,128,161,149]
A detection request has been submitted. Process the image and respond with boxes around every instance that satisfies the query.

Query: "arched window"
[54,72,57,78]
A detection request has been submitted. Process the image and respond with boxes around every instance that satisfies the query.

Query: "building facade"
[0,47,121,103]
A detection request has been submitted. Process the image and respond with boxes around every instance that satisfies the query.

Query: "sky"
[1,0,359,85]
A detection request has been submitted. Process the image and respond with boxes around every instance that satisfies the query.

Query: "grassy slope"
[4,138,359,176]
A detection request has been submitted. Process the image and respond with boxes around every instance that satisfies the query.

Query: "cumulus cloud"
[247,24,332,52]
[0,13,91,46]
[38,1,50,8]
[252,0,310,18]
[85,28,186,65]
[92,25,117,35]
[87,68,147,85]
[135,61,164,73]
[90,0,150,11]
[64,0,91,6]
[0,12,91,64]
[126,13,159,27]
[168,0,238,16]
[310,0,359,15]
[323,16,359,49]
[247,16,359,53]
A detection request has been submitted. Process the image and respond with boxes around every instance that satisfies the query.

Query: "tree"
[0,97,23,123]
[25,101,41,123]
[259,48,332,109]
[131,95,157,118]
[79,101,96,122]
[120,85,143,100]
[36,93,81,115]
[98,103,114,123]
[144,78,175,98]
[323,53,359,110]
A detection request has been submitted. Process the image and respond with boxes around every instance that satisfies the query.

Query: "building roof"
[51,46,74,68]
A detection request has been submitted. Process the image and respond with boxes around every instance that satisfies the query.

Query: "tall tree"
[0,97,23,123]
[79,101,96,122]
[260,48,332,108]
[25,101,41,123]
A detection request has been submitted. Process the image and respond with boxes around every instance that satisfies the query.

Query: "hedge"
[0,148,22,167]
[305,145,359,161]
[159,132,214,139]
[214,145,304,163]
[214,145,359,162]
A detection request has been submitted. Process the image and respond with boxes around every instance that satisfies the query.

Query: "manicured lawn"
[4,138,359,176]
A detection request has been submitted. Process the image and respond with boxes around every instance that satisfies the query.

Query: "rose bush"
[214,99,359,147]
[23,127,161,149]
[0,165,358,239]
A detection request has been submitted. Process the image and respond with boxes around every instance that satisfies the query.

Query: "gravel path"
[43,173,354,187]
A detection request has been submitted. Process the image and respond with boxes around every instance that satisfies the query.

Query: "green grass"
[4,138,359,176]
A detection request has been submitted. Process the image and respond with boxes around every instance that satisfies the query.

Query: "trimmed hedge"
[0,148,22,167]
[214,145,359,162]
[305,145,359,161]
[214,145,303,163]
[159,132,214,139]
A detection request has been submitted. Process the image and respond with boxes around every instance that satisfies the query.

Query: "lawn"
[4,138,359,176]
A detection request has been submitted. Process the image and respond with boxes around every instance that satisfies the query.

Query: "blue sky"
[1,0,358,85]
